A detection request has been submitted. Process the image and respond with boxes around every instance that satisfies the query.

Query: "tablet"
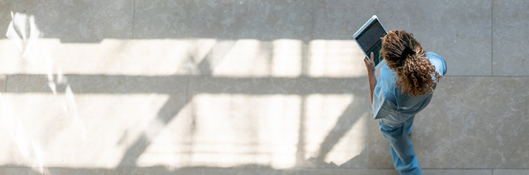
[353,15,388,69]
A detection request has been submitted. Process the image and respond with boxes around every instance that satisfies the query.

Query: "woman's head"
[381,30,440,97]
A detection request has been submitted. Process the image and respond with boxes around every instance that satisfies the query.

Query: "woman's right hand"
[364,52,375,74]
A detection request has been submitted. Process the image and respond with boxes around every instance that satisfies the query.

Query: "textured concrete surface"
[0,75,5,93]
[493,169,529,175]
[9,0,134,43]
[493,0,529,76]
[0,0,528,174]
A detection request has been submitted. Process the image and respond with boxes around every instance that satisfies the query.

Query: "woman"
[364,30,447,175]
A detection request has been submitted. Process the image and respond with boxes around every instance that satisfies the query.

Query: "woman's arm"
[364,52,377,105]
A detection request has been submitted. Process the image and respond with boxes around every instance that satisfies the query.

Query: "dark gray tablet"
[353,15,388,69]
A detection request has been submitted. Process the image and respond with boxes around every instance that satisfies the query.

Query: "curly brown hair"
[381,30,440,97]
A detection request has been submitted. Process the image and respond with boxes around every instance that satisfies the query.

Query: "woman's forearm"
[363,53,377,105]
[368,71,377,105]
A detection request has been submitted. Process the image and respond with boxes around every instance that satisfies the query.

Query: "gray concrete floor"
[0,0,528,175]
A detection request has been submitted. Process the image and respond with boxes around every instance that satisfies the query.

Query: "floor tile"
[187,76,371,169]
[223,0,313,41]
[423,169,491,175]
[296,169,397,175]
[369,77,529,168]
[133,0,312,41]
[0,167,32,175]
[1,0,136,75]
[2,74,189,168]
[8,0,133,43]
[314,0,492,76]
[36,168,120,175]
[132,0,226,39]
[0,75,5,93]
[0,0,11,39]
[493,1,529,76]
[493,169,529,175]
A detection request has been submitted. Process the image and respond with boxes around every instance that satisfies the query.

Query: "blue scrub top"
[373,52,447,128]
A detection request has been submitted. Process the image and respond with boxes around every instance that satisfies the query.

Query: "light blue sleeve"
[426,52,447,77]
[372,66,397,119]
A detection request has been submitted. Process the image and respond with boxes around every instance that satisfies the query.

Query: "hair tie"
[399,47,416,63]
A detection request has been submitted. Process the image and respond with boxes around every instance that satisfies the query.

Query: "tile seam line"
[4,75,7,93]
[131,0,137,39]
[183,168,502,170]
[491,0,494,76]
[445,75,529,77]
[491,168,529,170]
[185,76,190,104]
[421,168,495,170]
[4,167,524,170]
[3,74,529,78]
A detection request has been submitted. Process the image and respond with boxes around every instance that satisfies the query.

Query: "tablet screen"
[355,19,386,67]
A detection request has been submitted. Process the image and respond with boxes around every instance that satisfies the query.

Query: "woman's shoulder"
[377,64,399,101]
[425,52,447,76]
[379,64,397,79]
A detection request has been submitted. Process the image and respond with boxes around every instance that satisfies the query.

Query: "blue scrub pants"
[379,116,422,175]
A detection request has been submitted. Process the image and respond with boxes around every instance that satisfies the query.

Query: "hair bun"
[399,47,416,63]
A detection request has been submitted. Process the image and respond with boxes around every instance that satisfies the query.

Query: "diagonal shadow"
[117,41,235,167]
[195,40,236,75]
[117,93,187,167]
[298,79,371,168]
[316,102,369,161]
[313,102,369,166]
